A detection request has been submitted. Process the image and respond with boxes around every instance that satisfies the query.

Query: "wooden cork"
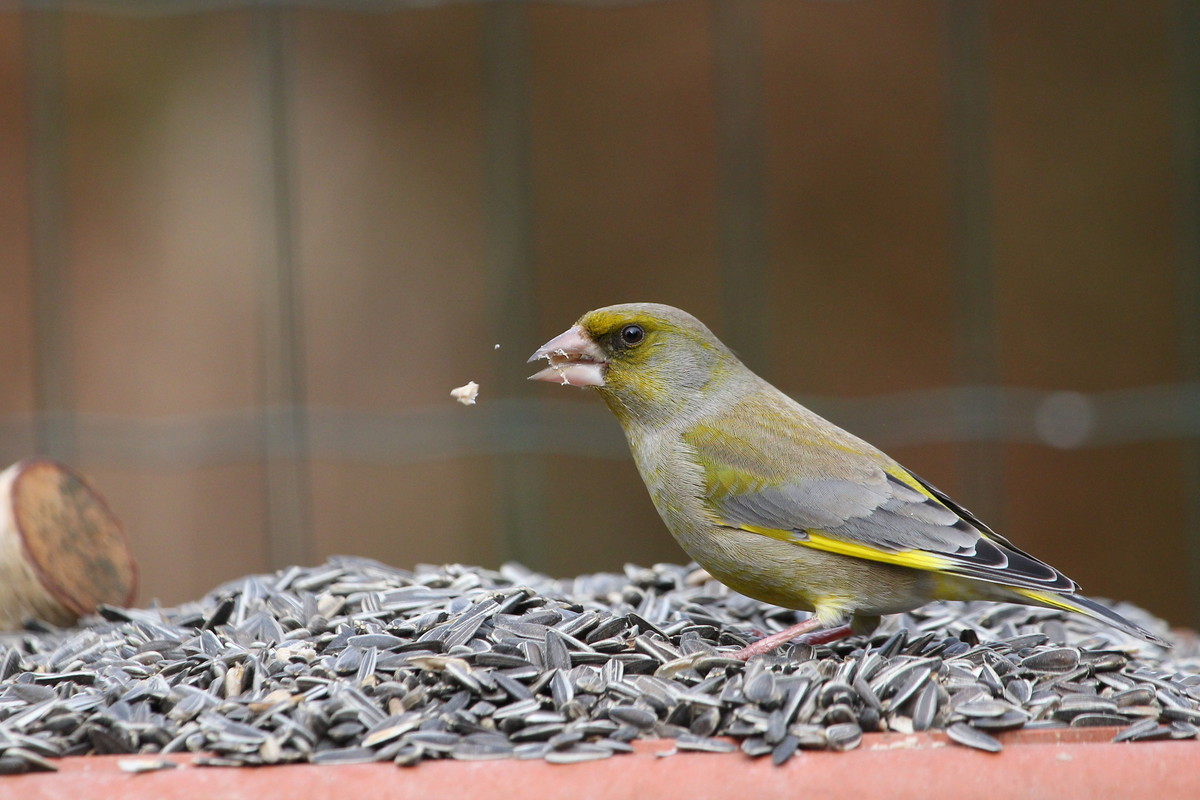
[0,458,138,630]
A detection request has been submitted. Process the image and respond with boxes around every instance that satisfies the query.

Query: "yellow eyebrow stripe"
[737,524,951,572]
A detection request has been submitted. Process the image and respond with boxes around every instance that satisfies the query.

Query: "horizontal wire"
[1,0,680,16]
[0,383,1196,471]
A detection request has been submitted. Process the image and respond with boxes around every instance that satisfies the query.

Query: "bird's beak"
[527,325,607,387]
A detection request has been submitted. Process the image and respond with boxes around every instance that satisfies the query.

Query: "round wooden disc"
[11,458,138,616]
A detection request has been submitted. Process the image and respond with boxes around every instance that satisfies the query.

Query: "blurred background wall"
[0,1,1197,628]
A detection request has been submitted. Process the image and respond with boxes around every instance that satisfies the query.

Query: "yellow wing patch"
[1010,588,1079,613]
[883,465,940,501]
[738,524,952,572]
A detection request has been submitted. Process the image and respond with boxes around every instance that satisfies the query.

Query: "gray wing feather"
[684,393,1077,592]
[710,470,1076,592]
[717,471,977,554]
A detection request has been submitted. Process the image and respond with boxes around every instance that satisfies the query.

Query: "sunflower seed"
[1111,687,1156,707]
[909,681,940,732]
[1053,695,1118,720]
[544,745,612,764]
[311,747,377,765]
[1162,706,1200,725]
[1003,678,1033,706]
[609,705,657,729]
[946,722,1002,752]
[1070,713,1131,728]
[1021,648,1080,673]
[451,740,514,761]
[744,669,779,706]
[955,699,1012,719]
[888,665,935,709]
[676,734,739,753]
[688,707,722,737]
[0,559,1189,770]
[825,722,863,752]
[969,709,1028,732]
[740,736,773,757]
[0,749,58,774]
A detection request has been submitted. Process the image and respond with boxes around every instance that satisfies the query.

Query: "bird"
[527,302,1167,657]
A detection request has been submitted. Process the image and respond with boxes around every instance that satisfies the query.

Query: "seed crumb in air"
[451,381,479,405]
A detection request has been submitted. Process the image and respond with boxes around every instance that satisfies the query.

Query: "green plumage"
[530,302,1166,649]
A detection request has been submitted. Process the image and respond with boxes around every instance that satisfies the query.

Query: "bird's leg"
[797,623,855,647]
[732,617,854,660]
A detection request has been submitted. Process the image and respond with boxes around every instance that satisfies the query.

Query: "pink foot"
[732,620,854,660]
[797,623,854,647]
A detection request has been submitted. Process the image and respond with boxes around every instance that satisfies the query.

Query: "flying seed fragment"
[450,381,480,405]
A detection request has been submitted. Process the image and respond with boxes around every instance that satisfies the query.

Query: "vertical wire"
[1170,0,1200,628]
[23,9,76,462]
[253,7,313,569]
[711,1,769,373]
[482,3,545,569]
[941,0,1004,525]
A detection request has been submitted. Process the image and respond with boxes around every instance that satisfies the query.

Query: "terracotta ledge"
[3,728,1197,800]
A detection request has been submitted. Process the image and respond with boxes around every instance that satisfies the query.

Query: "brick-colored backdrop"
[1,2,1196,629]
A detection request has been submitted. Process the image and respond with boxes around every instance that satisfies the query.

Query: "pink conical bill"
[527,325,607,387]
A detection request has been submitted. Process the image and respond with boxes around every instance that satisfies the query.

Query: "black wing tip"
[1063,593,1171,647]
[952,537,1079,593]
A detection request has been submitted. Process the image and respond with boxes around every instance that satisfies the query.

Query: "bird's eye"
[619,324,645,346]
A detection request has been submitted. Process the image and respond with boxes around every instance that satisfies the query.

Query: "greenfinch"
[528,303,1166,656]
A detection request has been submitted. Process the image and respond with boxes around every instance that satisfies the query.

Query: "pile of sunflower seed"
[0,556,1197,774]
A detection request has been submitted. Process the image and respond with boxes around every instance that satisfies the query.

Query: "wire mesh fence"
[1,0,1197,626]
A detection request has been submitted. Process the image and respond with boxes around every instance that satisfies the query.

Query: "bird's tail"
[1011,588,1169,647]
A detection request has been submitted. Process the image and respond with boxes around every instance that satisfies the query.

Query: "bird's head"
[528,303,745,427]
